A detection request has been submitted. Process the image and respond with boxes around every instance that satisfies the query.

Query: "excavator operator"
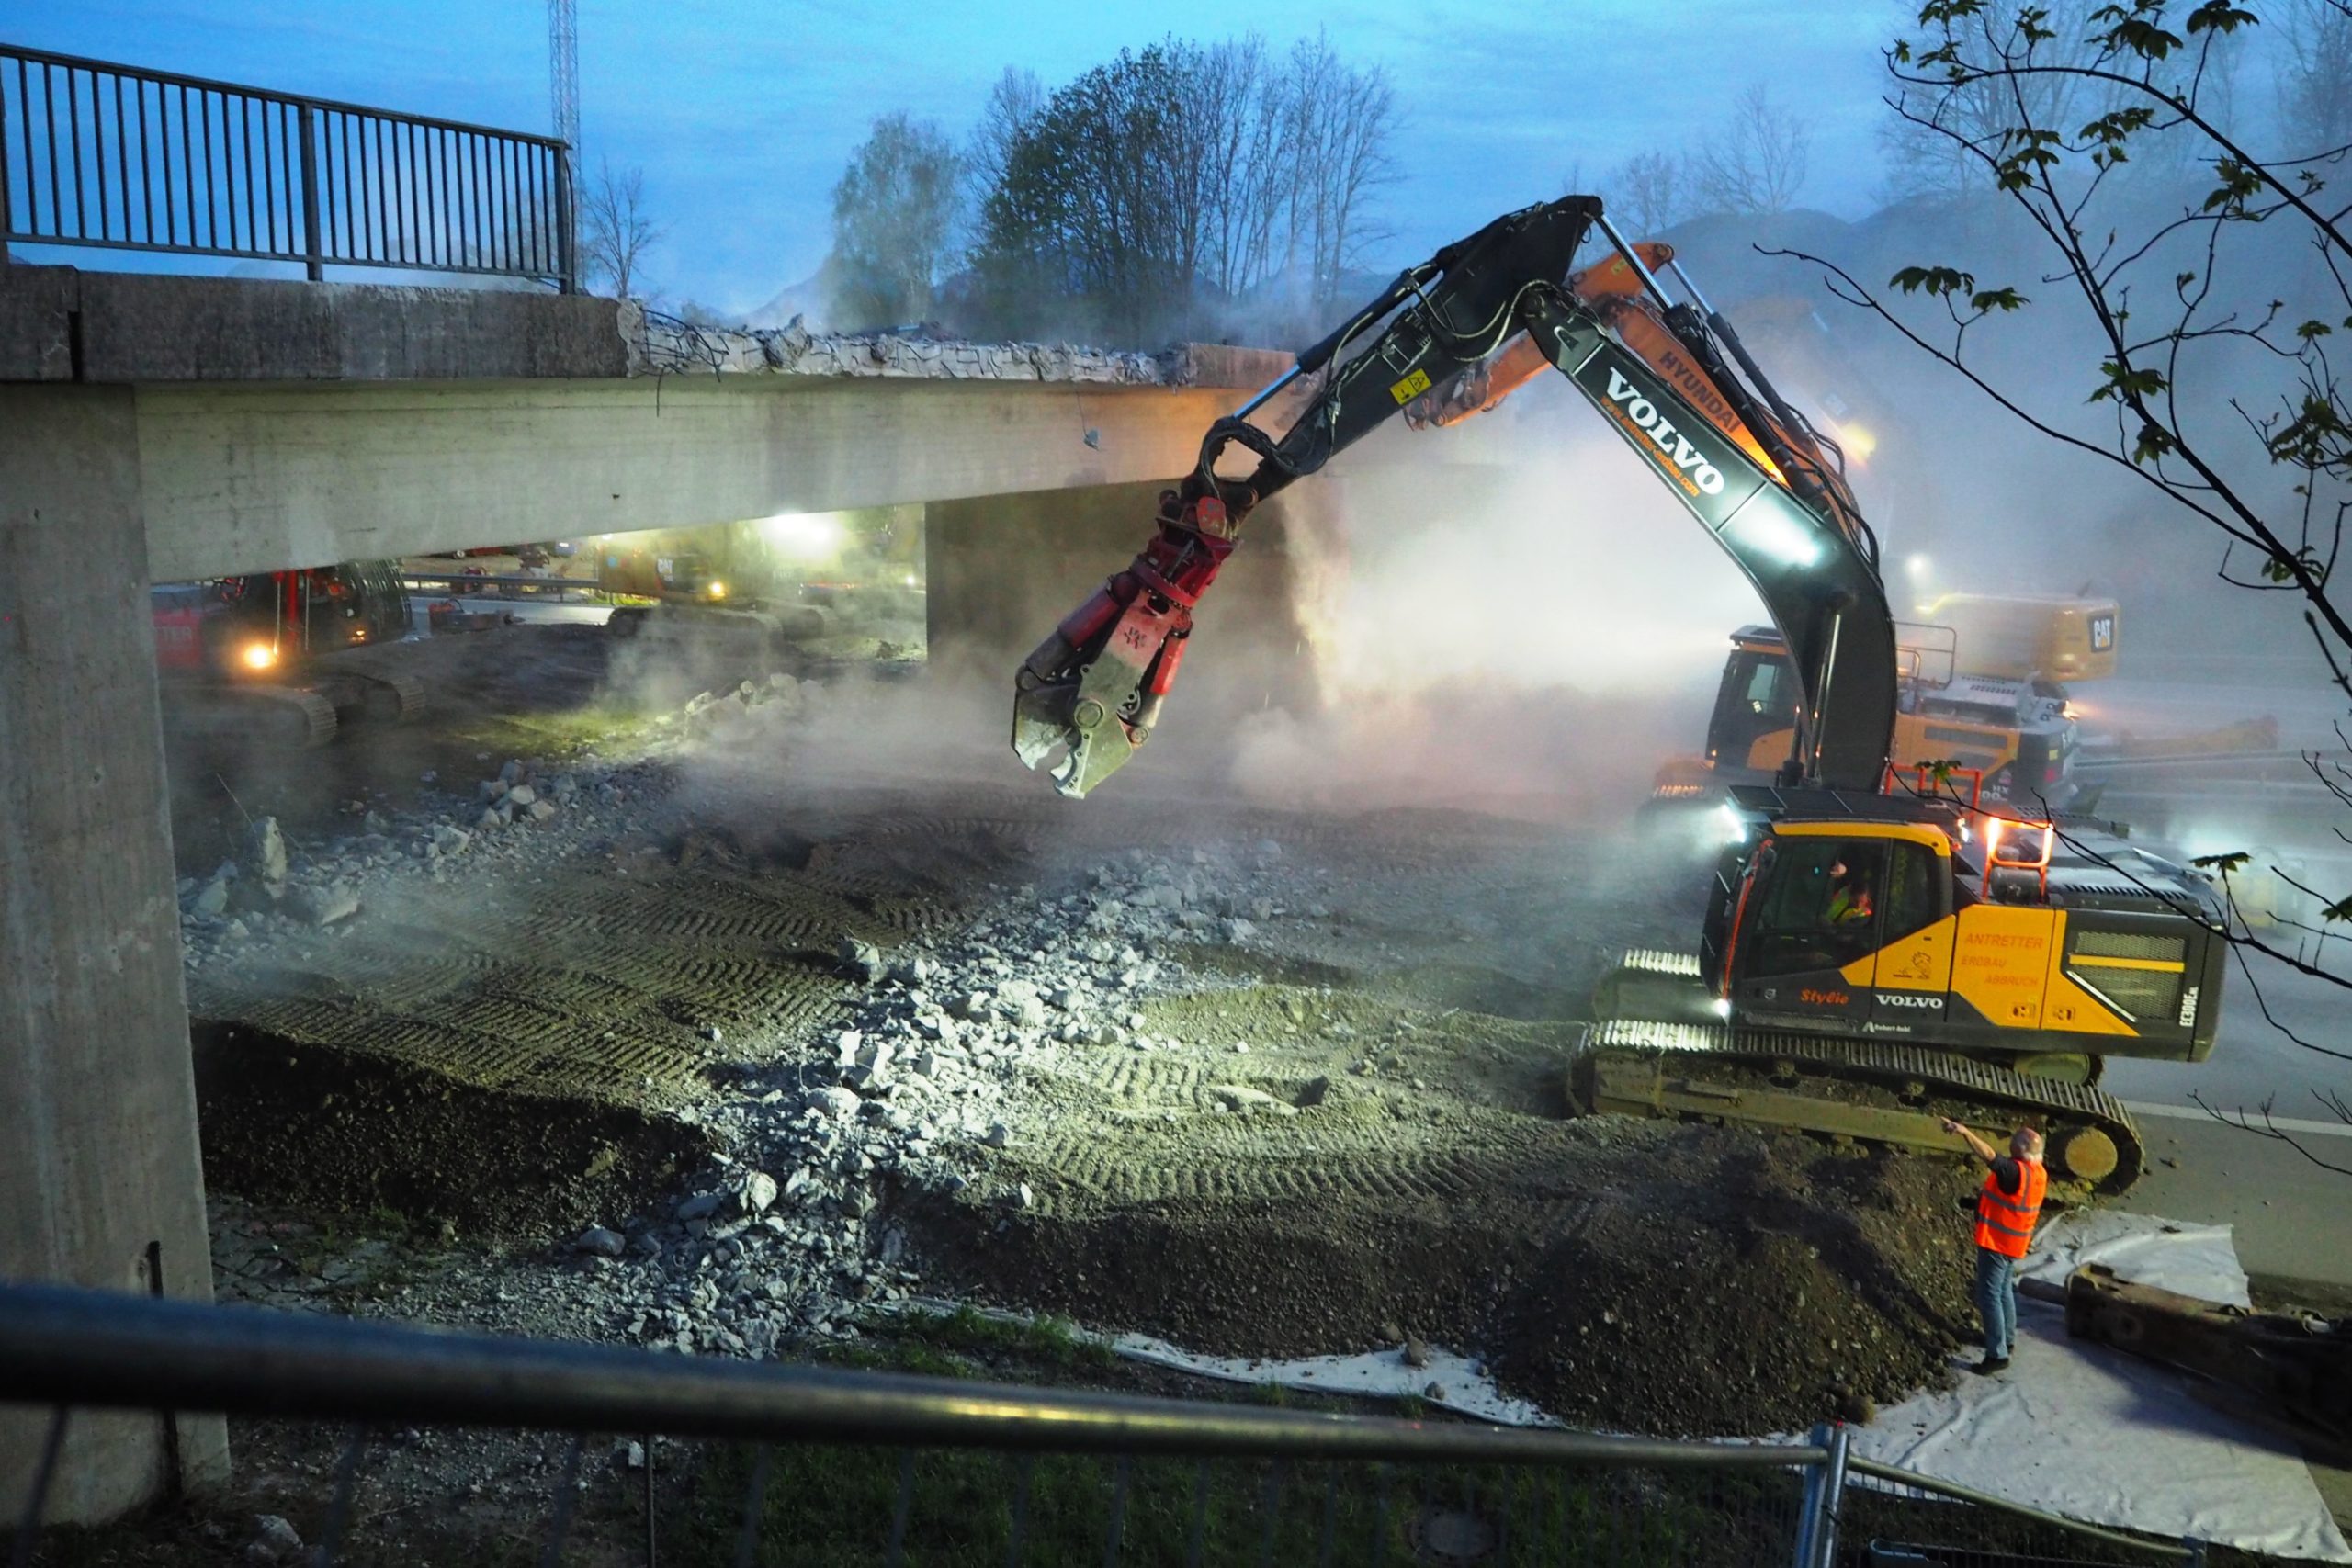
[1826,858,1875,925]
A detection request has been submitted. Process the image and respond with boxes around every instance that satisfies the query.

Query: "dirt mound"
[915,1117,1978,1436]
[192,1023,710,1239]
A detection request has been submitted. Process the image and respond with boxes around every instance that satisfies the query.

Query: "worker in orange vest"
[1939,1118,2047,1374]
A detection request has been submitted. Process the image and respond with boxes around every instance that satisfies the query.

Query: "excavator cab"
[1701,795,2224,1067]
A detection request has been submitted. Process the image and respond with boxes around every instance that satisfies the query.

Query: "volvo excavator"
[1012,196,2228,1192]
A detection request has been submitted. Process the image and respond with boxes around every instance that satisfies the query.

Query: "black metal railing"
[0,1284,2202,1567]
[0,43,572,288]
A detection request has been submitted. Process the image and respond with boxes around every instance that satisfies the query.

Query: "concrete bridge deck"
[1,266,1290,581]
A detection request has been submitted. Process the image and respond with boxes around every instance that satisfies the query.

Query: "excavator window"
[1743,839,1889,979]
[1881,840,1946,943]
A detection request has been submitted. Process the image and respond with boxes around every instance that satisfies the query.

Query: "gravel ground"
[162,641,1988,1443]
[65,614,2045,1568]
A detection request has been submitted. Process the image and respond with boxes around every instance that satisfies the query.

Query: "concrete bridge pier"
[923,479,1337,718]
[1,385,230,1520]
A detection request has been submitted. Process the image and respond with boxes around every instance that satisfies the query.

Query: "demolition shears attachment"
[1011,464,1257,798]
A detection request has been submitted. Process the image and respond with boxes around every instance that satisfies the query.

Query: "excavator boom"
[1011,196,1895,797]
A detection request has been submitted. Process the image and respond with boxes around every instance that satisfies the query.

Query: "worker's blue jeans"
[1973,1247,2018,1359]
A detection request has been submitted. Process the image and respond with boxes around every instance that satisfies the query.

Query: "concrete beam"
[0,385,229,1520]
[134,377,1255,582]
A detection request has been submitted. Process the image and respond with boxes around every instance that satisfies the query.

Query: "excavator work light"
[240,642,278,671]
[706,581,729,601]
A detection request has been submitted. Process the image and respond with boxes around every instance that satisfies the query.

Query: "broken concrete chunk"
[1211,1084,1297,1117]
[527,799,559,822]
[741,1172,779,1214]
[505,784,538,807]
[983,1122,1012,1148]
[300,884,362,928]
[837,937,884,983]
[812,1087,863,1120]
[247,817,289,896]
[430,824,471,856]
[247,1514,304,1564]
[573,1225,626,1258]
[191,877,232,918]
[499,759,526,784]
[675,1192,725,1223]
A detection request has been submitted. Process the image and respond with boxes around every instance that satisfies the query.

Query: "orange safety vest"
[1973,1157,2047,1258]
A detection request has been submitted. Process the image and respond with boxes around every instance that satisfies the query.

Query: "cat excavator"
[1012,196,2230,1192]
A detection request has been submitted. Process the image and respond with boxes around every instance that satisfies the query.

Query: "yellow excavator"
[1658,593,2119,810]
[1010,196,2226,1192]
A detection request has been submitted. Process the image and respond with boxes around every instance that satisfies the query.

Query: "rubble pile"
[174,756,652,966]
[179,669,1306,1368]
[554,841,1295,1359]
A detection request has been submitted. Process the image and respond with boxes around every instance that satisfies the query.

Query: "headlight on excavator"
[240,642,278,671]
[706,581,729,601]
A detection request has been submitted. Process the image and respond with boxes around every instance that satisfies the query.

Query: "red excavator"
[151,562,424,750]
[1012,196,2233,1194]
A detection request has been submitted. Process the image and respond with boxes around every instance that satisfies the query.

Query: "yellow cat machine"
[1005,195,2221,1191]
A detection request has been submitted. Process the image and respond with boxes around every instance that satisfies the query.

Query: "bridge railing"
[0,1282,2205,1567]
[0,43,573,289]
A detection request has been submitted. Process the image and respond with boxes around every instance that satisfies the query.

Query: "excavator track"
[1572,1016,2145,1193]
[161,683,341,751]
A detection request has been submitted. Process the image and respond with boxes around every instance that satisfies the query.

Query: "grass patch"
[856,1303,1118,1372]
[670,1444,1742,1567]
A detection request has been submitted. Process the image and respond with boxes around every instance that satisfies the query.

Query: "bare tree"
[831,112,964,330]
[967,33,1398,344]
[1692,84,1812,214]
[1612,149,1692,234]
[964,67,1044,227]
[1281,32,1400,313]
[1877,1,2114,198]
[580,160,663,299]
[2276,0,2352,154]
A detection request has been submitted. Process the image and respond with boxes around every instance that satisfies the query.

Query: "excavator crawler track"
[1572,1018,2144,1193]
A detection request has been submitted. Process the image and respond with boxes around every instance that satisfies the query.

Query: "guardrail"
[0,43,572,288]
[0,1283,2201,1567]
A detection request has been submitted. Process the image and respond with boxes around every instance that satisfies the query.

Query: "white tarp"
[892,1215,2349,1560]
[1849,1212,2349,1562]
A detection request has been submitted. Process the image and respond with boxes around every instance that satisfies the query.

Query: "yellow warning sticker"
[1388,367,1431,404]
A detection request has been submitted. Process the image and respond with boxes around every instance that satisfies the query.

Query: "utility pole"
[548,0,580,291]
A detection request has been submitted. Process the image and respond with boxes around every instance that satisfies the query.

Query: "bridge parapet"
[0,265,1293,395]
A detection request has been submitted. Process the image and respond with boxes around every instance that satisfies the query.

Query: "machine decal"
[1600,367,1727,494]
[1388,368,1431,404]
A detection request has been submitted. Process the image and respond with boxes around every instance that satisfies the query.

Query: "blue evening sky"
[3,1,1904,311]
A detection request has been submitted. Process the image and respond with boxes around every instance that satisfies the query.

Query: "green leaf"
[2184,1,2257,33]
[1891,265,1976,297]
[2132,422,2177,464]
[2295,319,2333,340]
[2202,156,2264,212]
[2324,892,2352,924]
[2088,359,2169,403]
[1970,287,2030,311]
[2191,851,2251,874]
[2098,15,2186,57]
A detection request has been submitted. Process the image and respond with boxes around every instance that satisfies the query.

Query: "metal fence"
[0,43,573,288]
[0,1284,2200,1568]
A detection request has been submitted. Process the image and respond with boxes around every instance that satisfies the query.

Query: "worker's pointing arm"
[1940,1118,1998,1167]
